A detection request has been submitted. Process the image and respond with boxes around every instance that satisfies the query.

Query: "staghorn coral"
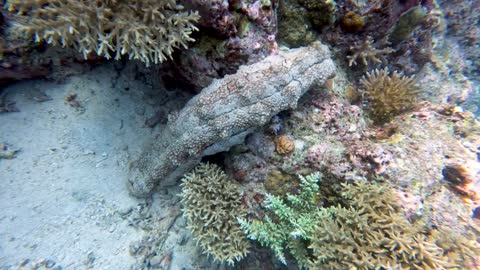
[5,0,199,66]
[346,36,394,67]
[309,182,480,269]
[180,163,249,265]
[127,42,335,197]
[238,173,324,268]
[360,67,419,124]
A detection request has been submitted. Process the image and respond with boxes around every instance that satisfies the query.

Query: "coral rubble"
[127,41,335,197]
[180,163,249,265]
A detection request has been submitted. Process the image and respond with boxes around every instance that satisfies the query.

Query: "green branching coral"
[180,163,249,265]
[5,0,199,66]
[240,173,480,269]
[238,173,328,267]
[360,68,419,124]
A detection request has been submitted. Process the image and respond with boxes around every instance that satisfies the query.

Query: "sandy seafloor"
[0,64,205,269]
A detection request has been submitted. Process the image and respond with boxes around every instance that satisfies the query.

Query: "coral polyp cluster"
[180,163,249,265]
[5,0,199,65]
[360,68,419,124]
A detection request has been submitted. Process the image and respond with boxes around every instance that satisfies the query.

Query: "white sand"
[0,63,181,269]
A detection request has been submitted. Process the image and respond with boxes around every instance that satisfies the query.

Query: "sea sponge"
[360,68,419,124]
[5,0,199,66]
[180,163,249,265]
[274,134,295,155]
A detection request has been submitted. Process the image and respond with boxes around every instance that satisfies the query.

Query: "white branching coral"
[180,163,249,265]
[346,36,394,67]
[5,0,199,66]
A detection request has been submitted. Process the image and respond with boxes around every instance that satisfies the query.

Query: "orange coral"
[274,135,295,154]
[340,11,365,33]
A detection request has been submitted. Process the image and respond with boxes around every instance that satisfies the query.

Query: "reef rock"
[127,41,336,197]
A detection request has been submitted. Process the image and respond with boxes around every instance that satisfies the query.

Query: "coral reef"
[360,68,419,124]
[276,0,334,47]
[5,0,200,66]
[388,5,429,45]
[296,0,335,31]
[0,10,100,87]
[180,163,249,265]
[437,0,480,81]
[277,0,316,47]
[288,0,435,74]
[264,168,299,197]
[127,41,335,197]
[348,144,393,175]
[172,0,279,90]
[240,173,480,269]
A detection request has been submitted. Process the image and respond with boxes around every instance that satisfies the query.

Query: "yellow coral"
[340,11,365,33]
[309,182,480,269]
[360,68,419,124]
[180,163,249,265]
[6,0,199,66]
